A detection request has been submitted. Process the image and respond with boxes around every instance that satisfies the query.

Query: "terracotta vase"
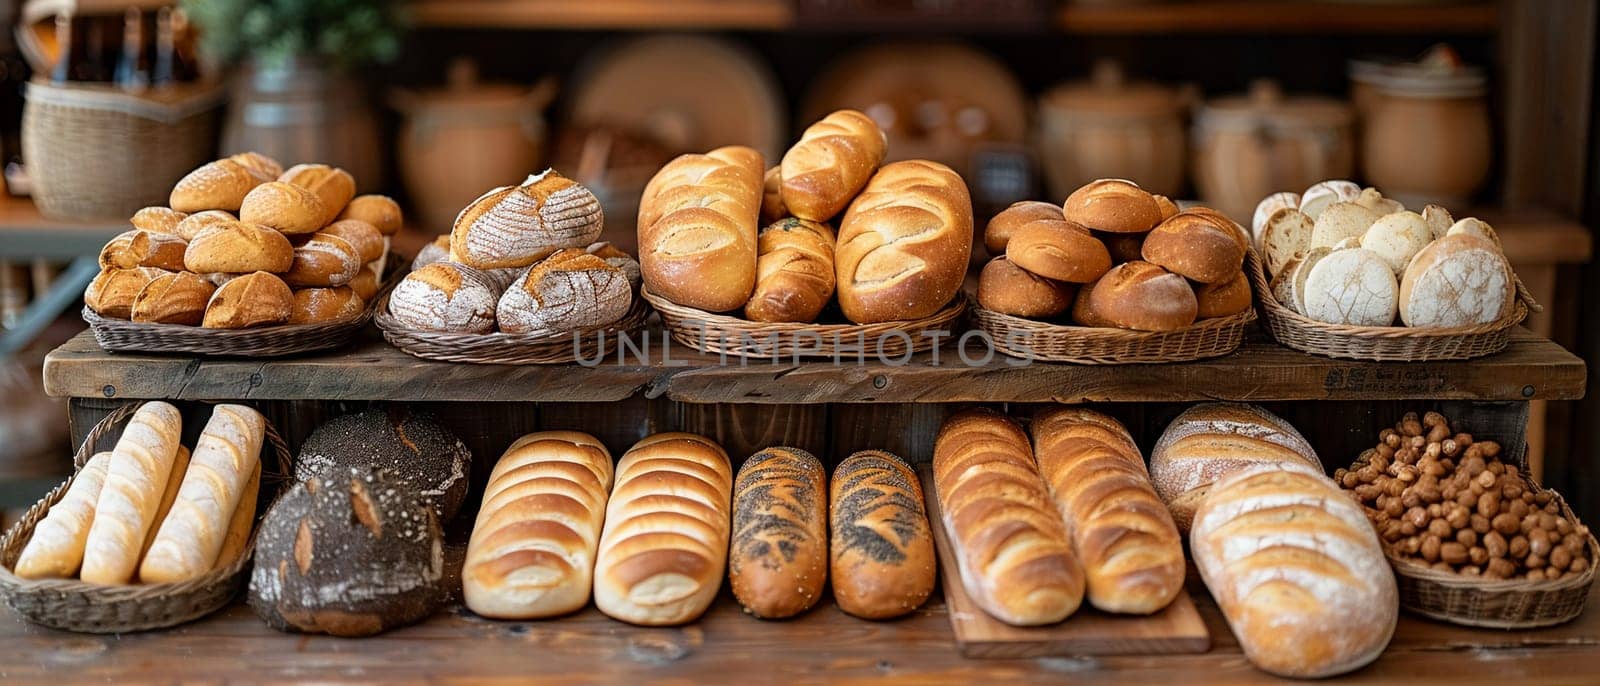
[1352,47,1490,208]
[221,57,383,190]
[1037,60,1189,199]
[1192,81,1355,223]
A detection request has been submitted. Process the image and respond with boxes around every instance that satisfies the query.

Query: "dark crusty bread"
[294,408,473,522]
[729,447,828,619]
[829,450,935,620]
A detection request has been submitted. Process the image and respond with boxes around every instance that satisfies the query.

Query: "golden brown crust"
[172,210,238,241]
[1005,218,1112,284]
[977,256,1074,319]
[1063,179,1163,234]
[1078,261,1197,331]
[760,166,788,225]
[337,195,404,236]
[984,201,1064,257]
[279,164,356,225]
[86,266,171,319]
[169,153,282,213]
[284,234,362,288]
[1195,271,1253,319]
[240,182,328,235]
[184,221,295,274]
[289,287,364,324]
[780,109,887,222]
[1142,209,1248,284]
[130,207,188,236]
[829,450,934,620]
[744,218,836,323]
[318,220,385,264]
[202,272,293,328]
[729,447,828,619]
[131,271,216,325]
[638,147,764,312]
[348,264,380,302]
[99,230,188,271]
[835,160,972,324]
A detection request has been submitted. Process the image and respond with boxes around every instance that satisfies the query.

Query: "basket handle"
[1513,274,1543,315]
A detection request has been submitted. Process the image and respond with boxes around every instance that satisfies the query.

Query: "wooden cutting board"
[918,465,1211,658]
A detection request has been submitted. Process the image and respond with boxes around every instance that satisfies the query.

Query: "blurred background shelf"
[0,195,123,260]
[408,0,795,30]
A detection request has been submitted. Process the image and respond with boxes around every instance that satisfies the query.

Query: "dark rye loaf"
[295,407,472,522]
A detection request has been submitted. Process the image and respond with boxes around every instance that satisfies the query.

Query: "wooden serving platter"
[918,466,1210,658]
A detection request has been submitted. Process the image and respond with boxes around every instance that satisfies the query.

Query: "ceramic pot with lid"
[392,59,556,232]
[1037,60,1189,199]
[1192,80,1355,223]
[1352,45,1490,208]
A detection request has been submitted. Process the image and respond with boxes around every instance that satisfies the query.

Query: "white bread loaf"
[496,249,631,334]
[1310,201,1380,249]
[1302,247,1398,326]
[729,447,828,619]
[1251,191,1299,247]
[137,445,191,564]
[1421,204,1455,240]
[13,452,113,579]
[1297,180,1360,220]
[594,433,732,626]
[1261,207,1313,279]
[1446,217,1503,250]
[215,459,261,569]
[835,160,973,324]
[1149,402,1322,532]
[1360,211,1432,275]
[451,170,604,270]
[780,109,888,222]
[464,432,614,619]
[1191,462,1397,679]
[139,404,266,584]
[81,402,184,584]
[1355,186,1405,216]
[1399,234,1515,328]
[638,146,764,312]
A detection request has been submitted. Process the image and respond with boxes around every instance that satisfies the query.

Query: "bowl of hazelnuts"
[1336,410,1597,628]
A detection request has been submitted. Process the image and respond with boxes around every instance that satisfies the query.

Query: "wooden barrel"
[220,58,382,189]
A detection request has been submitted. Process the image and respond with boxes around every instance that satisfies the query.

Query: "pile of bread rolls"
[978,179,1252,332]
[386,171,641,336]
[638,109,972,325]
[13,402,266,586]
[1256,180,1517,327]
[84,152,399,328]
[461,431,937,625]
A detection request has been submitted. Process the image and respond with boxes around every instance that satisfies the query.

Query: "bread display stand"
[376,291,651,365]
[644,286,966,359]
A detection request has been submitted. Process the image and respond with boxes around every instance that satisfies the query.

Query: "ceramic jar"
[1037,60,1188,199]
[1192,80,1355,223]
[1352,46,1490,208]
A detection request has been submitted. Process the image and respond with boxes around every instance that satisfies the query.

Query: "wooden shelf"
[409,0,794,30]
[0,196,124,261]
[43,328,1586,403]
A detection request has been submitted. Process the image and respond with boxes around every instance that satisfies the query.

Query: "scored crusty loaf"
[1142,209,1247,284]
[1194,270,1252,319]
[388,262,501,334]
[338,195,404,236]
[130,206,188,237]
[14,452,113,579]
[1149,402,1322,532]
[933,409,1084,625]
[80,401,184,584]
[289,287,364,324]
[1192,462,1397,679]
[1005,217,1112,284]
[744,218,836,323]
[240,181,328,235]
[85,266,170,319]
[320,219,385,264]
[172,210,236,241]
[985,200,1063,257]
[638,146,764,312]
[1399,233,1515,328]
[780,109,887,222]
[1153,194,1180,221]
[1063,179,1162,234]
[412,235,452,272]
[978,255,1075,319]
[594,433,733,626]
[169,152,282,213]
[202,272,294,329]
[585,242,641,290]
[497,249,632,334]
[131,271,216,325]
[829,449,935,620]
[100,229,187,271]
[140,404,265,584]
[464,431,614,619]
[729,447,828,619]
[283,233,362,288]
[451,170,604,270]
[1076,261,1197,331]
[184,221,294,274]
[760,166,787,225]
[1032,407,1184,615]
[279,164,356,225]
[835,160,973,324]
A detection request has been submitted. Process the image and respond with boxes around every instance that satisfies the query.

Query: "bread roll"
[202,271,293,329]
[638,146,764,312]
[977,256,1074,318]
[184,221,294,274]
[1032,407,1184,615]
[829,450,934,620]
[744,218,836,323]
[131,271,216,325]
[1075,261,1197,331]
[1251,191,1300,245]
[1298,180,1360,220]
[130,206,188,237]
[240,181,328,235]
[387,262,500,333]
[464,431,614,619]
[594,433,733,626]
[1361,211,1432,275]
[1192,462,1397,678]
[1354,186,1405,216]
[586,242,641,290]
[413,235,452,272]
[140,404,265,584]
[1149,402,1322,532]
[933,409,1083,625]
[338,195,404,236]
[985,200,1063,256]
[99,229,187,272]
[294,408,473,522]
[1310,201,1380,249]
[1261,207,1314,278]
[835,160,972,324]
[320,219,384,264]
[760,166,787,224]
[14,452,112,579]
[1446,217,1503,250]
[1005,217,1112,284]
[172,210,237,241]
[349,263,381,302]
[1142,209,1247,284]
[780,109,887,222]
[452,170,604,270]
[169,152,282,213]
[283,233,362,287]
[1063,179,1162,234]
[279,164,356,225]
[1422,204,1455,240]
[85,266,169,319]
[290,287,364,324]
[80,402,183,584]
[729,447,827,619]
[1302,247,1398,326]
[497,249,631,334]
[1399,234,1514,328]
[1194,270,1252,319]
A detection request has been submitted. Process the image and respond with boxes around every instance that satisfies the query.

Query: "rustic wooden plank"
[830,404,954,467]
[1499,0,1597,215]
[1057,0,1496,34]
[670,403,830,463]
[409,0,793,29]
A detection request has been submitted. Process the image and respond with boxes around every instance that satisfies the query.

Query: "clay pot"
[1037,60,1189,199]
[1192,81,1355,223]
[1352,47,1490,208]
[222,57,383,191]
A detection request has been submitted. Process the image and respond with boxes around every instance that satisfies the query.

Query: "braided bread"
[744,218,836,323]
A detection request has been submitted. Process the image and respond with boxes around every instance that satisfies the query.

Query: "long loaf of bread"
[1031,407,1184,615]
[637,146,764,312]
[594,433,732,626]
[835,160,973,324]
[933,408,1083,626]
[744,218,836,323]
[140,404,266,584]
[81,402,184,584]
[1192,462,1397,679]
[829,450,935,620]
[463,431,614,619]
[13,452,113,579]
[780,109,887,222]
[1149,402,1322,533]
[137,445,191,566]
[729,447,828,619]
[214,459,262,569]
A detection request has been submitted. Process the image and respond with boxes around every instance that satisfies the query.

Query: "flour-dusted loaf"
[594,433,732,626]
[319,219,385,264]
[1032,407,1184,615]
[744,218,836,323]
[283,233,362,288]
[131,271,216,325]
[140,404,265,584]
[1005,216,1112,284]
[586,242,642,290]
[240,181,329,235]
[1302,247,1398,326]
[1191,462,1397,679]
[79,401,184,584]
[829,450,934,620]
[1149,402,1322,532]
[1422,204,1455,241]
[934,409,1084,625]
[1310,201,1381,249]
[338,195,404,236]
[1275,245,1333,315]
[184,221,294,274]
[452,170,604,270]
[249,466,445,637]
[835,160,973,324]
[279,163,356,226]
[463,431,614,619]
[1446,217,1503,250]
[388,262,501,334]
[85,266,170,319]
[169,152,282,213]
[729,447,828,619]
[289,286,364,324]
[13,452,113,579]
[202,272,294,329]
[294,408,472,522]
[172,210,236,241]
[1062,179,1162,234]
[1075,261,1197,331]
[1297,179,1360,220]
[638,146,764,312]
[985,200,1064,257]
[1261,207,1314,279]
[781,109,887,222]
[1399,233,1515,328]
[130,206,189,237]
[1361,210,1432,275]
[412,235,452,272]
[1251,191,1300,246]
[1142,209,1247,284]
[497,249,632,334]
[99,229,187,272]
[977,256,1075,319]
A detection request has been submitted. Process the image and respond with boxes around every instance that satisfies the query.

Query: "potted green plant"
[181,0,404,186]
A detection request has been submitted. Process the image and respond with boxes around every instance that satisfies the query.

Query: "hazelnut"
[1442,439,1461,457]
[1354,484,1381,501]
[1503,482,1524,501]
[1379,428,1397,444]
[1494,513,1522,536]
[1382,520,1405,542]
[1477,492,1501,518]
[1398,465,1419,483]
[1421,536,1442,562]
[1383,498,1404,518]
[1384,479,1405,497]
[1461,565,1481,576]
[1528,569,1547,582]
[1487,558,1516,579]
[1402,413,1423,437]
[1406,507,1430,530]
[1453,432,1473,447]
[1401,536,1422,555]
[1456,528,1478,548]
[1522,514,1540,534]
[1539,513,1558,531]
[1423,410,1449,429]
[1489,461,1506,476]
[1410,435,1427,450]
[1511,499,1530,520]
[1440,542,1469,565]
[1471,514,1491,534]
[1476,471,1498,489]
[1385,432,1402,449]
[1428,518,1453,539]
[1485,531,1508,558]
[1377,443,1396,460]
[1527,553,1546,570]
[1510,535,1530,559]
[1557,518,1574,535]
[1455,490,1477,508]
[1401,521,1419,537]
[1572,557,1589,574]
[1469,545,1489,566]
[1550,546,1573,571]
[1481,441,1501,457]
[1530,531,1553,558]
[1427,423,1451,444]
[1535,490,1555,507]
[1546,567,1563,580]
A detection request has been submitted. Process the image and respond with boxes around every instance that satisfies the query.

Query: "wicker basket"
[1249,249,1540,361]
[82,253,406,357]
[0,402,293,633]
[375,292,652,365]
[643,287,966,359]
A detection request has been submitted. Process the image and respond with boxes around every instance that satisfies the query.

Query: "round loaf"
[100,229,187,271]
[1421,204,1455,241]
[1398,234,1514,328]
[1445,217,1503,250]
[1297,179,1360,219]
[830,449,934,620]
[1149,402,1322,532]
[1310,201,1380,249]
[452,170,605,270]
[744,218,836,323]
[172,210,237,241]
[1360,210,1432,275]
[1077,261,1197,331]
[1062,179,1162,234]
[131,271,216,325]
[730,447,828,619]
[169,152,282,213]
[985,201,1063,257]
[202,271,293,328]
[338,195,404,236]
[1302,247,1398,326]
[1153,194,1180,222]
[760,166,788,225]
[413,235,452,272]
[836,160,973,324]
[289,287,364,324]
[497,249,632,334]
[977,256,1074,318]
[586,242,642,290]
[1251,191,1300,244]
[284,234,362,288]
[279,163,356,225]
[295,407,473,522]
[1194,271,1252,319]
[86,267,171,319]
[349,263,381,302]
[240,181,329,235]
[184,221,295,274]
[320,219,384,264]
[130,206,188,236]
[1006,218,1111,284]
[781,109,888,222]
[388,262,500,333]
[1141,209,1247,284]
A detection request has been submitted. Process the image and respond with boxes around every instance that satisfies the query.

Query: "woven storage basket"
[376,292,652,365]
[643,287,966,359]
[82,253,406,357]
[1249,249,1539,361]
[0,401,293,633]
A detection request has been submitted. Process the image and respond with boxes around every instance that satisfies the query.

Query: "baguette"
[828,450,934,620]
[140,404,266,584]
[13,452,113,579]
[137,445,191,566]
[729,447,828,619]
[81,402,184,584]
[744,218,836,323]
[214,459,262,569]
[835,160,972,324]
[780,109,887,222]
[638,146,764,312]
